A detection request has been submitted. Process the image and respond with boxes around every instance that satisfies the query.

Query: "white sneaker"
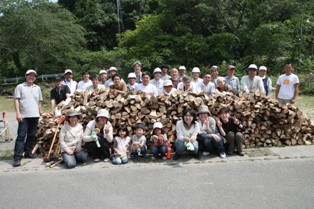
[104,158,110,162]
[202,151,210,156]
[94,158,100,162]
[220,152,226,158]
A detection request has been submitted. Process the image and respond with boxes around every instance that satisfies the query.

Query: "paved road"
[0,158,314,209]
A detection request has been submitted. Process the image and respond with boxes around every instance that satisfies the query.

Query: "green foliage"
[0,0,86,76]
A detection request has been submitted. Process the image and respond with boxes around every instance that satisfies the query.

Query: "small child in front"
[131,124,147,159]
[150,122,168,160]
[112,125,131,164]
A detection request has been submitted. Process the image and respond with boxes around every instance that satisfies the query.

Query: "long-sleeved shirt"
[59,123,84,153]
[241,75,265,94]
[176,120,200,141]
[83,120,113,143]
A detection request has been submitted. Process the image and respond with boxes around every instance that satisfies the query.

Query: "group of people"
[12,61,299,167]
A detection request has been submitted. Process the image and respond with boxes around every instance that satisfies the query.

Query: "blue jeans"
[175,140,198,155]
[62,151,87,168]
[14,117,39,158]
[151,146,167,158]
[203,136,225,154]
[112,155,128,164]
[132,146,147,157]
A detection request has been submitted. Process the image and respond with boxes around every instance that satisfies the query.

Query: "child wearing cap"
[150,122,168,160]
[59,110,87,168]
[131,124,147,159]
[112,125,131,164]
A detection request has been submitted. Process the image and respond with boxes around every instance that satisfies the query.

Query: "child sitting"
[131,124,147,159]
[150,122,168,160]
[112,125,131,164]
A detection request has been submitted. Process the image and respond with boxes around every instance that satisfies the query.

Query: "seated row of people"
[59,106,245,169]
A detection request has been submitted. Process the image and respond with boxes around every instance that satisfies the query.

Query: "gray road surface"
[0,158,314,209]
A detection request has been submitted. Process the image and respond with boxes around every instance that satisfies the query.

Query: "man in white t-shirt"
[135,72,158,96]
[275,63,299,106]
[196,73,216,95]
[77,71,92,90]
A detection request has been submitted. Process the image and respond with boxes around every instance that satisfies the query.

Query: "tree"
[0,0,86,76]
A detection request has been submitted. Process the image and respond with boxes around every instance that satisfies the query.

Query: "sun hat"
[25,69,37,76]
[128,72,136,79]
[153,67,162,74]
[96,109,109,119]
[197,105,210,115]
[64,69,73,75]
[192,67,201,73]
[163,80,173,87]
[259,66,267,71]
[153,122,163,130]
[248,64,258,70]
[65,110,82,120]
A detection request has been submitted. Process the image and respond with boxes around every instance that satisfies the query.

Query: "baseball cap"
[64,69,73,75]
[25,69,37,76]
[54,76,62,81]
[228,65,235,70]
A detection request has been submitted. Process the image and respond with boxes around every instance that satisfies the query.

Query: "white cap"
[192,67,200,73]
[99,69,107,75]
[128,72,136,79]
[163,80,173,87]
[179,65,186,70]
[64,69,73,75]
[259,66,267,71]
[248,64,258,70]
[153,67,162,74]
[25,69,37,76]
[108,66,117,72]
[153,122,163,130]
[228,65,235,70]
[211,65,219,71]
[96,109,109,119]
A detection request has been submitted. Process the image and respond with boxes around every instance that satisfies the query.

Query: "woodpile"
[35,89,314,156]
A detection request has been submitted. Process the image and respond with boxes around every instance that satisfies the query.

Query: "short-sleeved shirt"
[50,85,70,105]
[132,134,147,146]
[135,83,158,96]
[276,73,299,100]
[14,82,43,118]
[225,76,240,91]
[77,80,93,90]
[62,79,77,95]
[196,81,216,95]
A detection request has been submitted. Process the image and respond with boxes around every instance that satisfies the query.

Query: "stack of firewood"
[34,90,314,156]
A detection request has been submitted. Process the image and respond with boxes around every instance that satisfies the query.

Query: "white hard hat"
[179,65,186,70]
[259,66,267,71]
[96,109,109,119]
[99,69,107,75]
[108,66,118,72]
[128,72,136,79]
[248,64,258,70]
[192,67,200,73]
[25,69,37,76]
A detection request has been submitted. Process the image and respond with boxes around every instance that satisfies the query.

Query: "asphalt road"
[0,158,313,209]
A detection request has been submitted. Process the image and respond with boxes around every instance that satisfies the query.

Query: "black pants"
[84,138,111,159]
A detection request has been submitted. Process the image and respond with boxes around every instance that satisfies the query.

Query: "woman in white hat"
[83,109,113,162]
[197,105,226,158]
[150,122,168,160]
[160,80,176,96]
[59,110,87,168]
